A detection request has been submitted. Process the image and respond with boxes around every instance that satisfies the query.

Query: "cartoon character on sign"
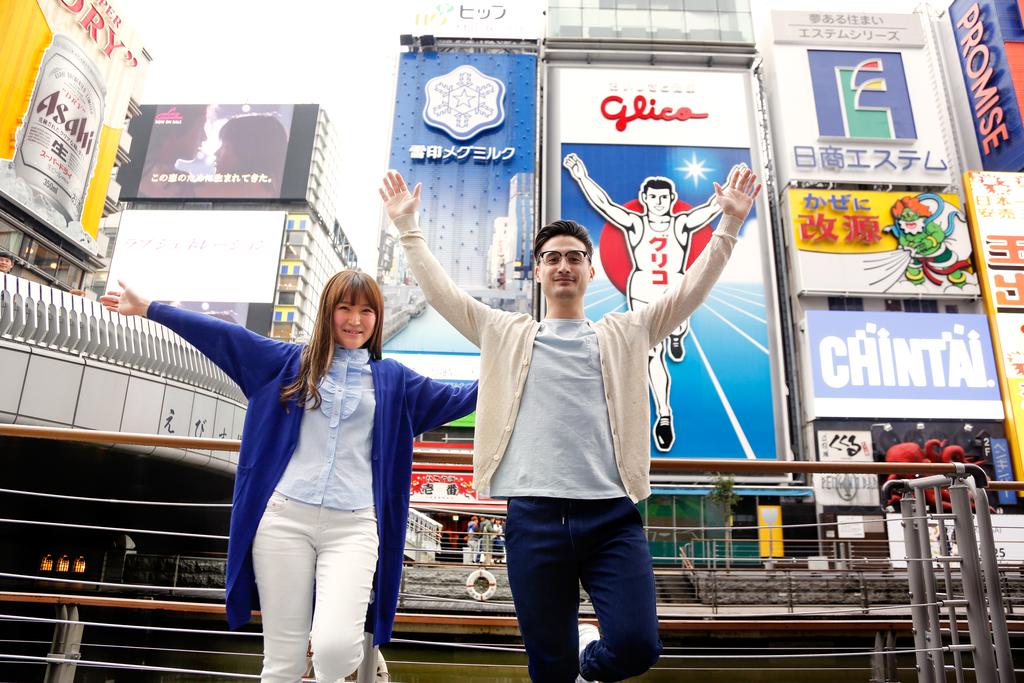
[563,152,726,451]
[884,193,972,289]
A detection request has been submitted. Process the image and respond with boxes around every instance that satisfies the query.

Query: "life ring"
[465,568,497,601]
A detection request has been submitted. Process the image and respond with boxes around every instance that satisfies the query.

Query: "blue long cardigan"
[148,302,478,644]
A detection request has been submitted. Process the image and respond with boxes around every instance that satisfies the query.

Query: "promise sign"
[949,0,1024,170]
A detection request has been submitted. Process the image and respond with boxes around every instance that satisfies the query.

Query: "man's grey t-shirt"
[490,318,628,499]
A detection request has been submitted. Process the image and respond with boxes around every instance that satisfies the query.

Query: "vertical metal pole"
[934,502,966,683]
[913,488,947,682]
[43,604,82,683]
[948,482,998,682]
[901,493,935,683]
[871,631,886,683]
[969,483,1015,683]
[885,629,899,682]
[355,632,378,683]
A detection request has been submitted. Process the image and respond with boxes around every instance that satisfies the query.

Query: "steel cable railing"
[1,428,1023,681]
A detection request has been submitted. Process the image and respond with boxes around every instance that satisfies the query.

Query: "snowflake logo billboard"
[806,310,1003,420]
[808,50,916,140]
[423,65,506,140]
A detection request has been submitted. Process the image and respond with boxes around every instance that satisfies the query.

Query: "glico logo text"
[600,95,708,132]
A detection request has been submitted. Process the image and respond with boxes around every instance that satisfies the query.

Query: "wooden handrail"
[2,425,1021,488]
[0,424,240,451]
[6,591,1020,633]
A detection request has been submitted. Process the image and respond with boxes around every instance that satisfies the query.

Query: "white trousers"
[251,492,379,683]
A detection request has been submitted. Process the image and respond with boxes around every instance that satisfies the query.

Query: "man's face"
[641,187,674,217]
[535,235,594,306]
[0,256,12,274]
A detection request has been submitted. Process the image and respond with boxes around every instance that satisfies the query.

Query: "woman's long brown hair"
[279,270,384,409]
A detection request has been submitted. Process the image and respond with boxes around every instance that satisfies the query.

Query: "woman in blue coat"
[101,271,477,682]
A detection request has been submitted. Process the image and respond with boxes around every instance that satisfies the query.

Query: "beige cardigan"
[394,213,742,501]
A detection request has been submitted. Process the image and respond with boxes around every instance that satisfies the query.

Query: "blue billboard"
[381,51,537,384]
[805,310,1003,419]
[560,142,779,460]
[949,0,1024,171]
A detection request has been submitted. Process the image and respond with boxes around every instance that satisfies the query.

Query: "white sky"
[113,0,950,268]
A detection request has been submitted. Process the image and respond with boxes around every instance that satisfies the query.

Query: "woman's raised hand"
[99,280,151,317]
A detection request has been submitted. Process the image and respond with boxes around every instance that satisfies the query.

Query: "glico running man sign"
[546,65,786,462]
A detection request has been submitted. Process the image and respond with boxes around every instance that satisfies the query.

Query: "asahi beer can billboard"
[12,33,105,226]
[0,1,145,247]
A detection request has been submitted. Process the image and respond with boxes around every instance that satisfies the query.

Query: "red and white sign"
[54,0,140,66]
[411,471,478,504]
[410,466,506,510]
[600,94,709,132]
[548,66,753,147]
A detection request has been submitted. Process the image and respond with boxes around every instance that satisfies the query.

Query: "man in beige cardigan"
[381,166,760,682]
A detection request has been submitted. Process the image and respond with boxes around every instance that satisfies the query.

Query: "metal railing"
[886,468,1015,682]
[405,508,442,562]
[1,426,1021,681]
[1,273,244,403]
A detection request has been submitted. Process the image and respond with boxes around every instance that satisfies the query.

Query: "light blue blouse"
[275,346,375,511]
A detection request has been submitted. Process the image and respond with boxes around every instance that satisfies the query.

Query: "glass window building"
[548,0,754,43]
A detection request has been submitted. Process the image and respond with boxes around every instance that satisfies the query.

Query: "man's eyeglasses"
[537,250,589,266]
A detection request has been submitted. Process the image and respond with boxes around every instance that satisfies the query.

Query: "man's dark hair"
[534,220,594,261]
[641,177,675,195]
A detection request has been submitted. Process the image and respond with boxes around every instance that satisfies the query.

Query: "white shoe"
[576,622,601,683]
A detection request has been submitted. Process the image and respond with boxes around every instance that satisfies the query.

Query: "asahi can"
[13,33,106,224]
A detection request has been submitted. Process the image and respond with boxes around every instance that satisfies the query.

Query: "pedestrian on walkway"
[480,515,494,565]
[467,515,480,564]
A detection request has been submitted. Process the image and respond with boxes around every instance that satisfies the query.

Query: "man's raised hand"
[713,165,762,220]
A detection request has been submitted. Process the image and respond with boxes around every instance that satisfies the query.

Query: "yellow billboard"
[0,1,145,244]
[757,505,783,558]
[787,188,979,297]
[963,171,1024,480]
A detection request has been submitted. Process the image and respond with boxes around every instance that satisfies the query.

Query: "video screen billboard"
[107,209,286,331]
[547,65,785,461]
[0,0,145,246]
[379,51,537,388]
[117,104,319,202]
